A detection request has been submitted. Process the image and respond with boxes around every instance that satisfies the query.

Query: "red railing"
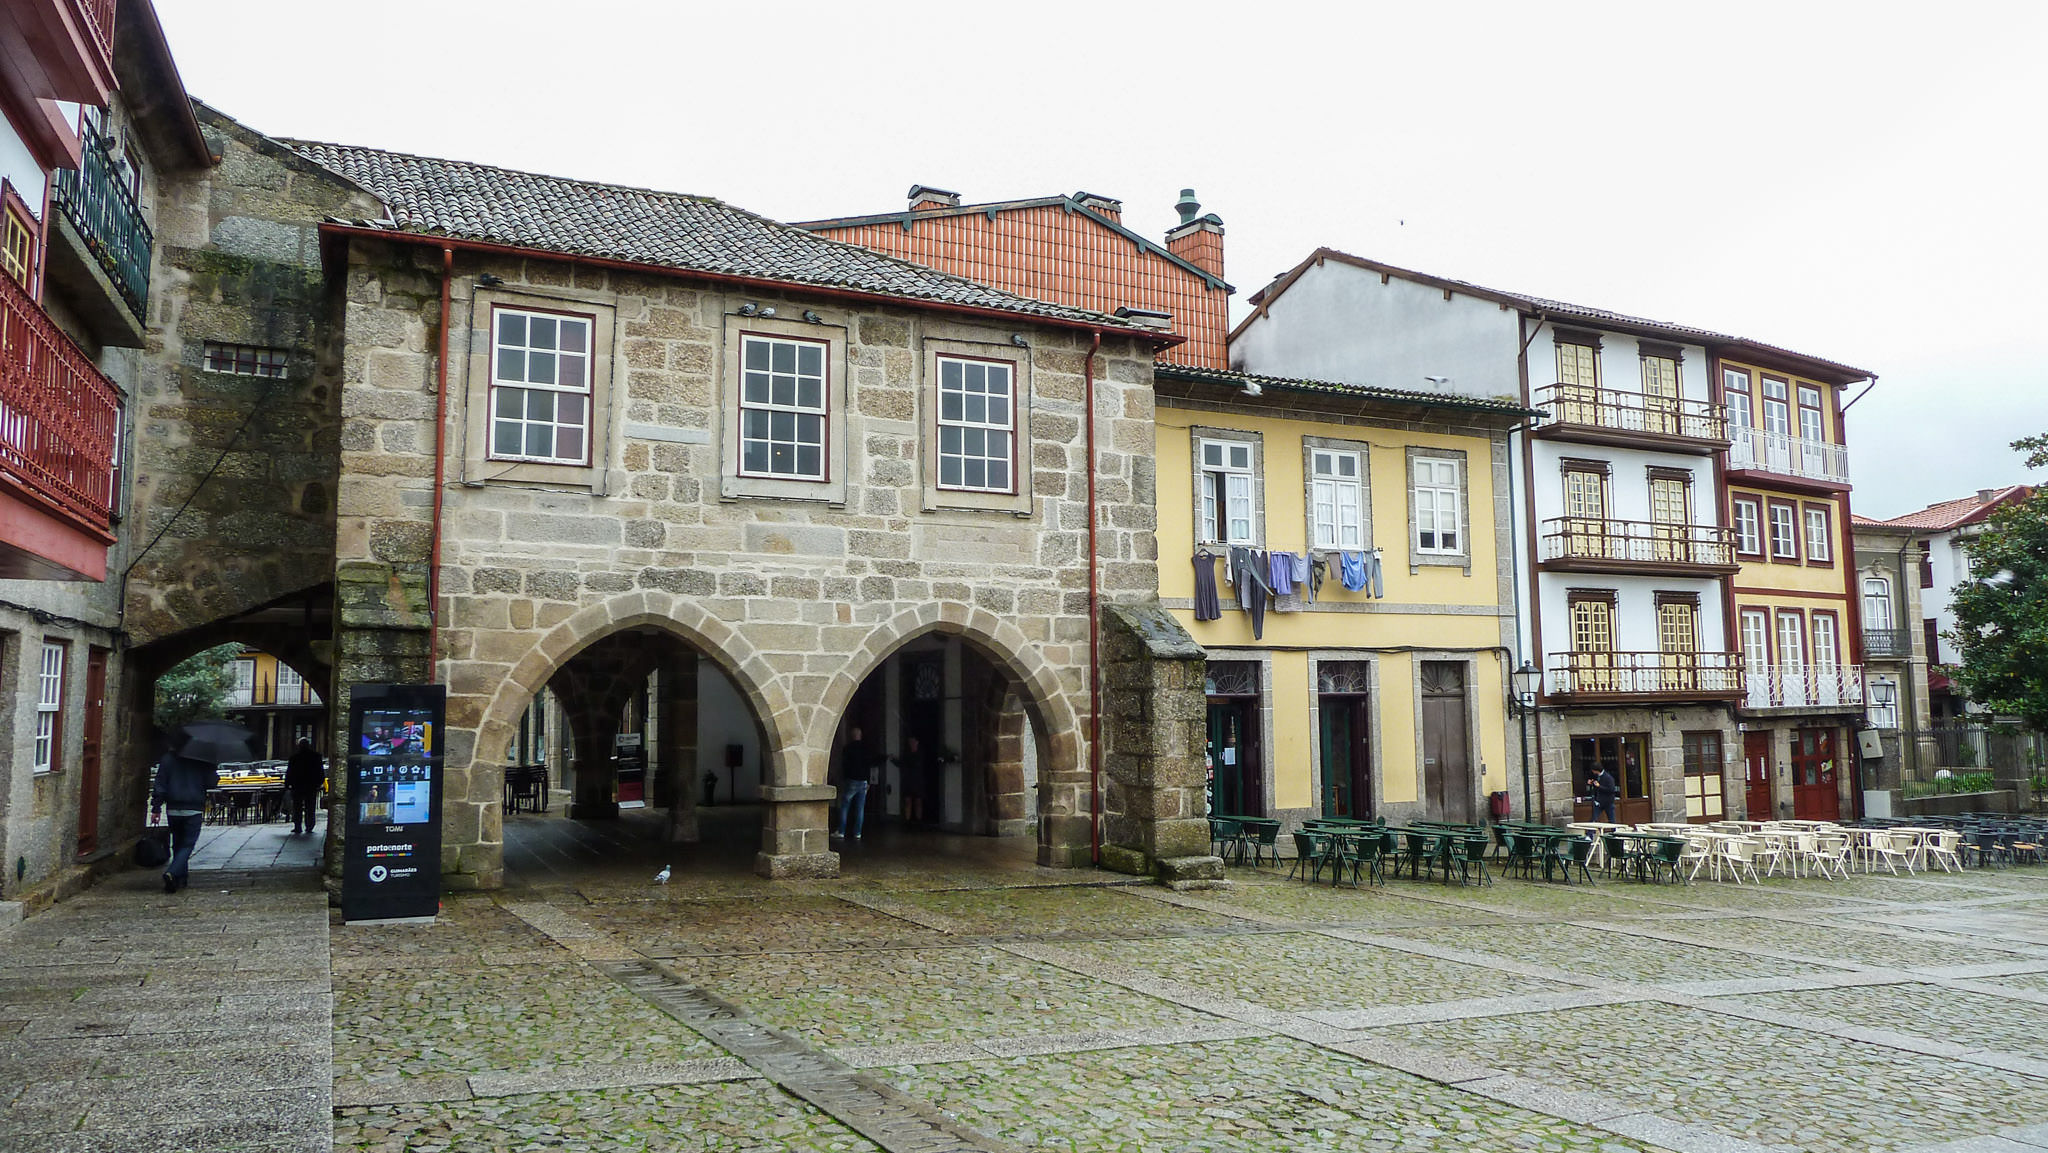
[76,0,117,65]
[0,271,120,533]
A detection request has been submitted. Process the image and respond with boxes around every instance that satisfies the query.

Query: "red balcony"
[0,268,120,581]
[0,0,117,113]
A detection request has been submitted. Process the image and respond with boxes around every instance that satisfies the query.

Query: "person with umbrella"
[284,738,324,836]
[149,720,255,893]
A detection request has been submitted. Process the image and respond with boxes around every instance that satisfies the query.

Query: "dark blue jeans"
[837,780,869,838]
[1594,799,1617,823]
[165,812,203,886]
[288,790,320,833]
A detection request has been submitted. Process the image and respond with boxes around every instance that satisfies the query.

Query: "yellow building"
[1154,365,1528,828]
[1718,352,1873,822]
[224,647,327,760]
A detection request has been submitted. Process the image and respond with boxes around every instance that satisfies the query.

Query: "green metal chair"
[1504,831,1538,880]
[1288,831,1321,882]
[1561,835,1596,884]
[1458,834,1493,886]
[1209,817,1242,863]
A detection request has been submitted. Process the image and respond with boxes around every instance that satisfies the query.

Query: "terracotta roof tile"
[287,142,1146,331]
[1864,486,2033,531]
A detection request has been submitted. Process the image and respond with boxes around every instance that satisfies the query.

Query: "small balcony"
[1743,664,1865,712]
[1862,629,1913,661]
[1538,517,1739,576]
[1546,651,1744,702]
[0,267,121,581]
[1531,384,1729,454]
[50,131,153,331]
[1,0,118,104]
[1728,428,1851,489]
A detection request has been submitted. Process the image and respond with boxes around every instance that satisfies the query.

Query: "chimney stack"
[1074,191,1122,221]
[907,184,960,212]
[1165,187,1225,281]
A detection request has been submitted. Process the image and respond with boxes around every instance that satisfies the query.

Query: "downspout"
[1896,535,1923,780]
[1085,329,1103,865]
[427,246,453,676]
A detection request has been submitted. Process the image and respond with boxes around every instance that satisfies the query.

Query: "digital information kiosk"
[342,683,446,923]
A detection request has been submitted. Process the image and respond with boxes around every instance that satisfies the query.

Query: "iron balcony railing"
[1539,517,1737,568]
[0,268,120,532]
[1728,427,1851,484]
[1532,384,1728,443]
[1744,663,1865,710]
[1862,629,1913,660]
[51,132,152,321]
[1547,651,1743,697]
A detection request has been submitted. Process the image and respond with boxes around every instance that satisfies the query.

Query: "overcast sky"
[154,1,2046,519]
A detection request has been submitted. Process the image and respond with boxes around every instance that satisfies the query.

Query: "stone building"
[0,0,212,909]
[272,142,1210,886]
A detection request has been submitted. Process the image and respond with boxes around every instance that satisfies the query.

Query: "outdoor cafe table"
[1386,827,1472,883]
[1568,821,1625,867]
[1605,829,1684,882]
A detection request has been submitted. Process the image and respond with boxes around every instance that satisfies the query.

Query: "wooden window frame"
[1862,575,1893,632]
[1811,610,1842,679]
[35,639,67,774]
[1567,588,1619,655]
[1194,429,1262,547]
[1731,496,1763,557]
[1796,384,1826,444]
[1740,607,1771,675]
[487,304,598,467]
[1654,590,1702,655]
[1722,366,1754,432]
[736,331,831,482]
[0,180,36,291]
[1408,447,1469,568]
[1801,501,1834,567]
[1766,498,1799,561]
[1775,607,1808,669]
[1682,730,1726,822]
[1305,438,1368,551]
[1760,375,1792,436]
[932,353,1018,495]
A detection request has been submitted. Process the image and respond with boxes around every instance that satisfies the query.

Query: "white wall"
[1528,441,1713,524]
[1232,261,1522,400]
[0,119,47,219]
[1924,528,1974,667]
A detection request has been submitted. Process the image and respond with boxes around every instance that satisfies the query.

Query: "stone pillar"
[755,784,838,878]
[567,708,620,819]
[986,689,1030,837]
[658,654,698,843]
[326,560,432,889]
[1096,601,1219,886]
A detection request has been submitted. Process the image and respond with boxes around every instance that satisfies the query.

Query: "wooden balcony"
[0,0,117,106]
[0,266,120,581]
[1537,517,1739,576]
[1531,384,1729,454]
[1743,664,1865,713]
[1546,650,1744,703]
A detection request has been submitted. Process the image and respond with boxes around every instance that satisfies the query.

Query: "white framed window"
[490,307,593,465]
[1722,368,1753,429]
[738,334,828,480]
[1777,611,1806,669]
[1412,456,1462,555]
[1761,376,1792,436]
[202,342,289,379]
[1199,438,1255,545]
[1862,576,1893,631]
[1812,613,1840,677]
[1732,498,1762,555]
[35,641,65,772]
[935,356,1014,493]
[276,663,305,705]
[1804,504,1831,562]
[1740,609,1770,673]
[233,658,255,707]
[1310,448,1363,549]
[1768,502,1797,560]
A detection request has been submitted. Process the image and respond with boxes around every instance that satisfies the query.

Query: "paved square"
[5,845,2048,1152]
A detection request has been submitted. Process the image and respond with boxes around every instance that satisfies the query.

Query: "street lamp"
[1511,660,1542,820]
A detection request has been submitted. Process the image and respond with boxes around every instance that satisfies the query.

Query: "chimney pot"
[1174,188,1201,225]
[907,184,961,211]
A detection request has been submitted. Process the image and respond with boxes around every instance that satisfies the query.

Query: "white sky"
[154,1,2047,519]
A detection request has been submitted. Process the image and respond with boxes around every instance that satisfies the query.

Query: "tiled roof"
[1157,364,1536,417]
[1863,486,2033,531]
[1243,248,1876,383]
[287,142,1149,332]
[795,193,1233,292]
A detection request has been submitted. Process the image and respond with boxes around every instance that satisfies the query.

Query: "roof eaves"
[1157,364,1536,418]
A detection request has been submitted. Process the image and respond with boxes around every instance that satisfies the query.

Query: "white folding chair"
[1924,830,1965,874]
[1719,837,1764,885]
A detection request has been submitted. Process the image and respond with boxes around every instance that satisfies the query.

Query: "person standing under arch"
[835,724,873,840]
[284,738,324,836]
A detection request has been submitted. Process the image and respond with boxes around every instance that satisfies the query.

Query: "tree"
[154,643,241,731]
[1948,488,2048,729]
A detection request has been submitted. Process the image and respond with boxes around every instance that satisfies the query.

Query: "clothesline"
[1192,546,1385,638]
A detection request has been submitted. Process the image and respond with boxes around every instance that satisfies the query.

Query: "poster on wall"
[342,683,446,923]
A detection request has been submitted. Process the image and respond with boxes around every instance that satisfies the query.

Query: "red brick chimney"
[907,184,960,212]
[1165,187,1224,281]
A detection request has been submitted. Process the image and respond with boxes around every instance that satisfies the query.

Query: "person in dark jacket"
[283,739,325,836]
[1590,766,1620,824]
[150,752,220,892]
[835,725,872,841]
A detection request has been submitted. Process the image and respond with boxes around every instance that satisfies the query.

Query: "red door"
[75,647,108,856]
[1743,731,1773,821]
[1791,728,1840,821]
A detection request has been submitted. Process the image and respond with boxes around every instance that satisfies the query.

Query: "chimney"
[1978,488,2004,504]
[1165,187,1225,281]
[907,184,960,212]
[1074,191,1122,221]
[1113,306,1173,331]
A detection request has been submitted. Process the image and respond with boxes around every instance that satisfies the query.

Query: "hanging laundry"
[1192,552,1221,621]
[1267,551,1295,596]
[1339,550,1367,592]
[1366,548,1385,598]
[1248,560,1268,639]
[1306,555,1326,604]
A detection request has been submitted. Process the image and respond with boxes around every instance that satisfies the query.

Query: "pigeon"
[654,865,672,885]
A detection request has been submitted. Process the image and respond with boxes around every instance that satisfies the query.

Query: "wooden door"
[1206,659,1262,817]
[1319,695,1372,819]
[1791,728,1840,821]
[75,647,107,856]
[1744,731,1773,820]
[1420,662,1471,825]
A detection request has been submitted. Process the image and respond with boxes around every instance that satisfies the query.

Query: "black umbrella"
[171,719,259,766]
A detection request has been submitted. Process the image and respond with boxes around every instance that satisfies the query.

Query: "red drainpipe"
[427,246,453,675]
[1085,329,1103,864]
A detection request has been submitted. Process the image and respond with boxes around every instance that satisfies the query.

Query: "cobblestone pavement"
[10,822,2048,1152]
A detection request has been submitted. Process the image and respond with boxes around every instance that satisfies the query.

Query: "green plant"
[153,643,240,731]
